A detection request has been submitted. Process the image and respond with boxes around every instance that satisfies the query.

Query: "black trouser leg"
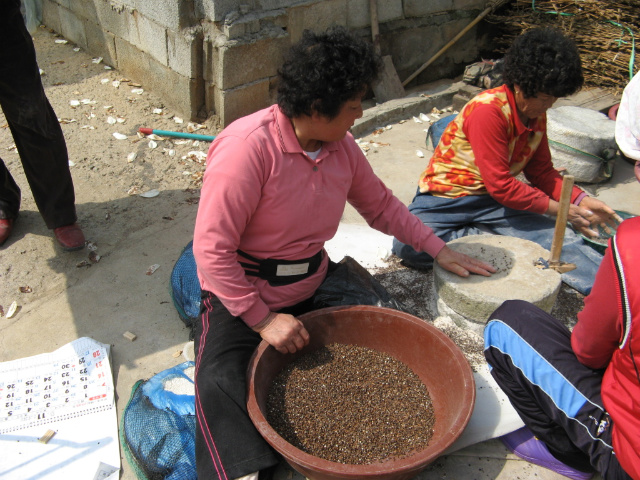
[194,292,281,480]
[0,0,76,229]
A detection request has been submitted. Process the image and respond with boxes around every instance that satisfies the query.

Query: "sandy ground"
[2,25,639,480]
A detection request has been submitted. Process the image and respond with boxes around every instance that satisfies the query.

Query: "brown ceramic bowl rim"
[246,305,476,478]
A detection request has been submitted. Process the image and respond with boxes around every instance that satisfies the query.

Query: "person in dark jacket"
[0,0,85,250]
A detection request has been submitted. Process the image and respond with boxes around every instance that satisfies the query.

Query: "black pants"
[194,291,316,480]
[0,0,77,229]
[484,300,631,480]
[193,257,403,479]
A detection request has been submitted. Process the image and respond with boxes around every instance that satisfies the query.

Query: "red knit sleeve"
[465,105,552,213]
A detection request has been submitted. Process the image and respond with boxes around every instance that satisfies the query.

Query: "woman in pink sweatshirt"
[192,26,494,480]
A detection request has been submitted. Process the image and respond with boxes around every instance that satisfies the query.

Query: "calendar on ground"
[0,337,113,433]
[0,337,119,480]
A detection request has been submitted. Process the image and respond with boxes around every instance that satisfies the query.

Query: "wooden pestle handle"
[549,175,575,264]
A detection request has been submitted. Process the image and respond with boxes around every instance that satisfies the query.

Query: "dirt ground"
[2,25,636,480]
[0,26,212,312]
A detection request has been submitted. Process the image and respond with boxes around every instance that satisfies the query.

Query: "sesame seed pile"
[266,343,435,465]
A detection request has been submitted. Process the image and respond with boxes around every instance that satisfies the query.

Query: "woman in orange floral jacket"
[392,28,619,295]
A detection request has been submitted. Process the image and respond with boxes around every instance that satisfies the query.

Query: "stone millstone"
[433,235,561,327]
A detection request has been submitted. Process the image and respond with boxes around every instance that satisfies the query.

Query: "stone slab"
[433,235,562,325]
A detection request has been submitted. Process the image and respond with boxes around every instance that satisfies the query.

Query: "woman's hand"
[253,312,310,354]
[570,197,622,238]
[435,246,496,278]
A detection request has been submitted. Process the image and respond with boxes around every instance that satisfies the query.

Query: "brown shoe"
[53,223,86,251]
[0,218,14,246]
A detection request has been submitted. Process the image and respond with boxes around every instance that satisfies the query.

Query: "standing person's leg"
[0,1,78,230]
[0,156,21,244]
[194,292,280,480]
[484,300,631,479]
[0,157,21,221]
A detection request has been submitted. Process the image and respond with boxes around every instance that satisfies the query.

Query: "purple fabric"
[501,427,593,480]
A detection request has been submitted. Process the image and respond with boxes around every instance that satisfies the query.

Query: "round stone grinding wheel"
[433,235,562,327]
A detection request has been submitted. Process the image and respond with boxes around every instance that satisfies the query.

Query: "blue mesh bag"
[121,362,197,480]
[170,241,201,327]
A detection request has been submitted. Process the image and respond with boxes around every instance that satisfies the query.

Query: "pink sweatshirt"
[193,105,445,327]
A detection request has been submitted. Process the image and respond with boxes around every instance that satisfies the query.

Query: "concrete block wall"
[41,0,489,127]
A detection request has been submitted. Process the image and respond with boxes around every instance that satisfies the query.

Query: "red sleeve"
[571,244,621,369]
[464,105,552,214]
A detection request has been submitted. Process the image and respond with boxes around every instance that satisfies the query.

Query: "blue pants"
[484,300,631,479]
[392,191,602,294]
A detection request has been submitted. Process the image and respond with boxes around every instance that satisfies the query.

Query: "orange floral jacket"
[419,85,584,214]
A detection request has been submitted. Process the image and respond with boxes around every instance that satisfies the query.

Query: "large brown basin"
[247,305,475,480]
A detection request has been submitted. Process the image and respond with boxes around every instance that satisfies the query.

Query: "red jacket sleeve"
[465,105,584,213]
[465,105,552,213]
[571,243,621,369]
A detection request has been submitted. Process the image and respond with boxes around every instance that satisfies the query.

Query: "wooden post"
[549,175,575,265]
[369,0,405,102]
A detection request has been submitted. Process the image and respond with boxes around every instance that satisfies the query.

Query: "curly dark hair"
[277,26,381,119]
[503,28,583,98]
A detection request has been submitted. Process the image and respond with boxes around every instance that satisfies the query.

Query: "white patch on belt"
[276,262,310,276]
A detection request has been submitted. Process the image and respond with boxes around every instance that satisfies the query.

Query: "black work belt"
[237,249,324,286]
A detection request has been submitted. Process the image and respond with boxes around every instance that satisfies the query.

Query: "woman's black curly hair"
[503,27,583,98]
[277,26,381,119]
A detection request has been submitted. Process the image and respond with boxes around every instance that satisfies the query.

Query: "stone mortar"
[433,235,562,324]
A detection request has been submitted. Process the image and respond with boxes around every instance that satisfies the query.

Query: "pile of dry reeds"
[487,0,639,93]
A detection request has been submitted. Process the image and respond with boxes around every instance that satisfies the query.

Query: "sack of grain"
[546,106,617,183]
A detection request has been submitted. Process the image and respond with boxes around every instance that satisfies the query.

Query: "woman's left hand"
[577,197,623,238]
[435,246,496,278]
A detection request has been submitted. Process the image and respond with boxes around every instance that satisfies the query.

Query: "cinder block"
[439,17,479,63]
[118,0,136,9]
[85,22,117,67]
[136,0,198,31]
[58,6,87,48]
[452,93,469,112]
[87,0,133,41]
[129,12,168,66]
[51,0,70,9]
[42,0,62,33]
[258,0,313,10]
[347,0,403,30]
[223,9,288,40]
[454,0,486,10]
[387,23,445,75]
[458,83,483,99]
[214,33,289,90]
[168,28,202,79]
[404,0,452,17]
[287,0,348,43]
[268,75,278,105]
[195,0,238,22]
[212,79,271,126]
[66,0,97,23]
[115,36,204,120]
